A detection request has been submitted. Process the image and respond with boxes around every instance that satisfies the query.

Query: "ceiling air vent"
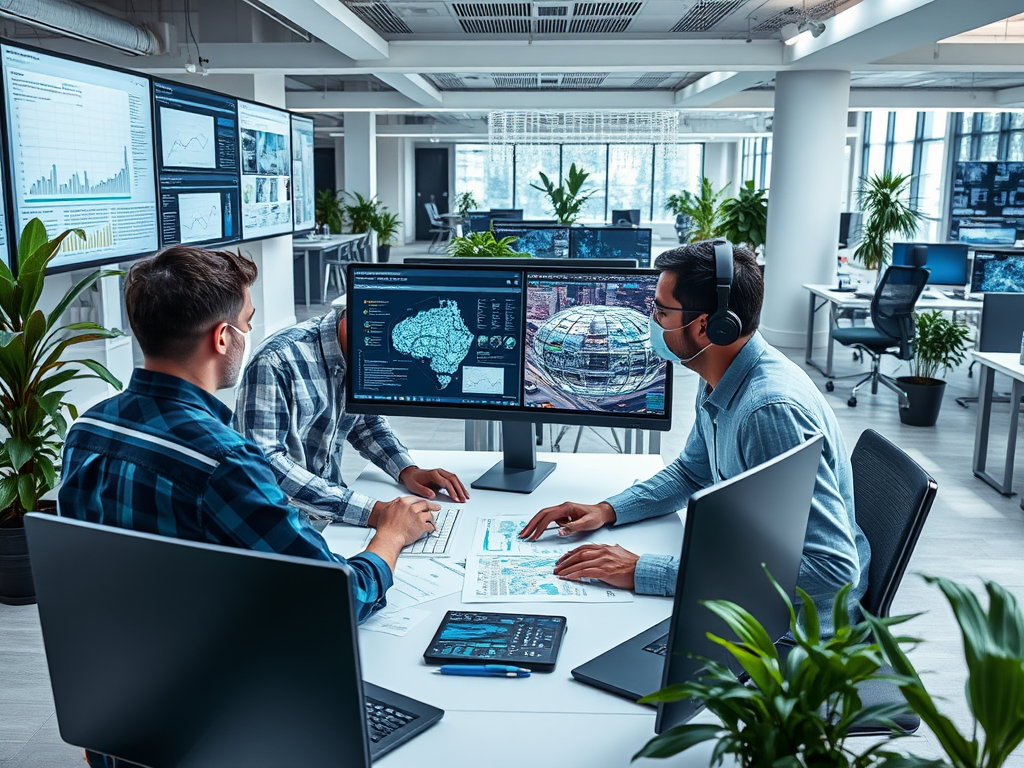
[459,17,531,32]
[573,2,641,16]
[560,73,609,88]
[569,17,630,32]
[632,73,670,89]
[452,2,530,15]
[754,0,845,31]
[346,3,413,34]
[429,74,469,90]
[536,18,568,31]
[536,3,569,14]
[671,0,750,33]
[492,73,538,89]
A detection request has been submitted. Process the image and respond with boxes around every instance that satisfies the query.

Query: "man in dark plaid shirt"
[233,307,469,530]
[58,246,440,768]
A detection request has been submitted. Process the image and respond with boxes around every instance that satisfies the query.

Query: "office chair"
[322,240,353,302]
[956,292,1024,409]
[425,203,449,253]
[847,428,937,737]
[829,265,929,408]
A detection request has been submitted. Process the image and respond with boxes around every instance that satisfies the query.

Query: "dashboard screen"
[238,100,292,239]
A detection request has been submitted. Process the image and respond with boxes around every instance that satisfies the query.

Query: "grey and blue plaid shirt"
[233,310,415,526]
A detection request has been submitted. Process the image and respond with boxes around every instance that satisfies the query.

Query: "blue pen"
[436,664,531,678]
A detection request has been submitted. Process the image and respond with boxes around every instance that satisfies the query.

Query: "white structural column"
[344,112,377,199]
[761,70,851,348]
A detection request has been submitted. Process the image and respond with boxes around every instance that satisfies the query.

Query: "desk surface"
[803,283,981,311]
[293,234,364,249]
[971,351,1024,380]
[324,450,721,767]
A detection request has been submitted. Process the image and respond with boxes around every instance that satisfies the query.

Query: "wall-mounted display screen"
[950,161,1024,242]
[291,115,315,233]
[0,149,9,266]
[153,79,240,247]
[238,100,292,239]
[1,43,158,271]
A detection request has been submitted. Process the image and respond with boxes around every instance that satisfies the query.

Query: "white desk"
[323,450,725,767]
[293,235,363,307]
[971,352,1024,507]
[803,284,980,378]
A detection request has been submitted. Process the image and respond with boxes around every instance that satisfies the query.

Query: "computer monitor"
[346,263,671,493]
[891,242,970,286]
[464,211,490,232]
[492,224,570,258]
[152,78,241,248]
[611,209,641,226]
[839,212,862,247]
[291,115,316,234]
[237,99,292,240]
[971,250,1024,293]
[959,226,1018,246]
[2,42,159,273]
[404,257,638,268]
[489,208,523,221]
[570,227,654,268]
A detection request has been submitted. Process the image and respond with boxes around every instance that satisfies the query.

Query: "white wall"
[376,137,405,235]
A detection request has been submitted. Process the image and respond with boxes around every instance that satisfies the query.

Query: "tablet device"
[423,611,567,673]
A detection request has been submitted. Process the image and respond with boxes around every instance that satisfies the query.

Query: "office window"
[561,144,607,223]
[653,143,703,222]
[514,144,561,219]
[607,144,654,221]
[455,144,513,209]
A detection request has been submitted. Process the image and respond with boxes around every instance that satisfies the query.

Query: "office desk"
[293,235,362,307]
[971,352,1024,507]
[802,284,979,378]
[323,450,726,767]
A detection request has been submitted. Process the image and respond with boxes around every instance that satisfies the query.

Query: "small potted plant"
[453,191,480,217]
[372,209,402,263]
[718,180,768,255]
[530,163,594,225]
[447,230,523,258]
[341,191,382,235]
[665,177,728,243]
[897,310,969,427]
[854,172,923,276]
[315,189,344,234]
[0,219,125,605]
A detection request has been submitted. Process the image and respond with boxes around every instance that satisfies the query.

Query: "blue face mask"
[648,314,711,365]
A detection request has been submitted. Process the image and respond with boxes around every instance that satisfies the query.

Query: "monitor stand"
[471,421,556,494]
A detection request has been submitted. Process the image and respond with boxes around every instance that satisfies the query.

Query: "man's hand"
[399,465,469,503]
[518,501,616,541]
[553,544,639,590]
[364,495,441,571]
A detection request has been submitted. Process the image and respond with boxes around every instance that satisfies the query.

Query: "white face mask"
[648,314,710,365]
[225,323,252,375]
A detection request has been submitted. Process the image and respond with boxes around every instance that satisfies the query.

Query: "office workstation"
[3,3,1024,768]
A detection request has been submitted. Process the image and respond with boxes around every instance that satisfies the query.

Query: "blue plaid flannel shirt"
[233,310,415,526]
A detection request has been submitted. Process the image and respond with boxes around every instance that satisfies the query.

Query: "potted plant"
[866,576,1024,768]
[897,310,969,427]
[453,191,480,217]
[666,177,728,243]
[315,189,344,234]
[371,210,402,263]
[341,191,382,235]
[718,180,769,254]
[0,219,125,605]
[530,163,594,225]
[635,572,921,767]
[854,172,923,273]
[447,231,523,258]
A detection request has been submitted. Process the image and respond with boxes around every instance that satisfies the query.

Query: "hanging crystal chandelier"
[488,110,681,145]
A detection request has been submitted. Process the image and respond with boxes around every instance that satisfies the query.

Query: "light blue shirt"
[605,332,870,631]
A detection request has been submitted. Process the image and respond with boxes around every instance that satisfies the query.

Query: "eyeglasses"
[650,303,708,328]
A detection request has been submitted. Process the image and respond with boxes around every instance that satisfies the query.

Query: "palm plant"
[718,180,769,252]
[372,210,402,247]
[668,178,729,242]
[447,231,523,258]
[341,191,382,234]
[315,189,344,234]
[0,219,125,524]
[854,172,923,271]
[530,163,594,225]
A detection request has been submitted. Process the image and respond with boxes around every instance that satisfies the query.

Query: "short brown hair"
[124,245,257,360]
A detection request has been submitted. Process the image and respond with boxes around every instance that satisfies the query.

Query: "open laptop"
[571,435,822,733]
[25,514,443,767]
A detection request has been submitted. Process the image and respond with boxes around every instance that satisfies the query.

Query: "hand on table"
[399,466,469,503]
[553,544,639,591]
[518,501,616,541]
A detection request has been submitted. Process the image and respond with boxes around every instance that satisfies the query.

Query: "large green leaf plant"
[718,180,769,252]
[530,163,594,225]
[0,219,125,525]
[667,177,729,242]
[447,230,523,258]
[854,172,923,271]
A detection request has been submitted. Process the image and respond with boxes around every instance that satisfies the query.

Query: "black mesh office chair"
[849,428,937,736]
[830,265,929,408]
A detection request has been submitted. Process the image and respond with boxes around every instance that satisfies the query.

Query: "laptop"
[571,435,823,733]
[25,514,443,767]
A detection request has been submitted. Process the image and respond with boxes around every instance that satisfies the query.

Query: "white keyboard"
[401,507,461,557]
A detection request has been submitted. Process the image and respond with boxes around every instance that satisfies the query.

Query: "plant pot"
[377,245,391,263]
[0,525,35,605]
[896,376,946,427]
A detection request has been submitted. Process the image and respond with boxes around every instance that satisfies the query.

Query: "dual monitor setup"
[346,262,672,493]
[888,241,1024,294]
[0,40,316,274]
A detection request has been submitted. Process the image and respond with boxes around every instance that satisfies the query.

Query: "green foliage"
[910,310,970,381]
[530,163,594,225]
[341,191,383,234]
[718,180,769,251]
[447,230,523,259]
[0,219,125,525]
[666,178,729,242]
[854,172,923,271]
[866,577,1024,768]
[371,210,402,247]
[315,189,344,234]
[454,191,480,217]
[634,569,927,768]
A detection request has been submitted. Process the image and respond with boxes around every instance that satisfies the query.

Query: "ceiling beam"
[253,0,388,60]
[872,42,1024,70]
[675,72,773,107]
[996,84,1024,105]
[374,74,443,106]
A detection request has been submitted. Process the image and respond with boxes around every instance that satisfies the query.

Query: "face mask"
[225,323,252,373]
[648,314,710,365]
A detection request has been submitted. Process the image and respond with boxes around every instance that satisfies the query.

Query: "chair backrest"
[979,292,1024,352]
[851,429,937,618]
[424,202,442,226]
[871,265,929,358]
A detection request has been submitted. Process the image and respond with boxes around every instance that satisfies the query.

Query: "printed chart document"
[471,516,608,557]
[387,558,466,611]
[362,605,432,637]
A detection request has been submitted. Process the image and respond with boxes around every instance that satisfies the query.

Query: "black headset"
[705,239,742,346]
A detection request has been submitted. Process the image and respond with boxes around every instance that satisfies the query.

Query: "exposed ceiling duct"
[0,0,168,56]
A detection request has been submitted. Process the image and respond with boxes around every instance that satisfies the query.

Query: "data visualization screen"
[571,227,653,267]
[153,80,240,247]
[493,225,569,258]
[291,115,315,233]
[1,43,158,270]
[238,100,292,239]
[525,271,668,418]
[350,267,524,408]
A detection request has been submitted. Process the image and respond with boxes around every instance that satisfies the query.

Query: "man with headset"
[519,240,870,630]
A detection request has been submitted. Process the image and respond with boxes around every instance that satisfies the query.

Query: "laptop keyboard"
[365,697,418,744]
[402,507,460,557]
[642,632,670,657]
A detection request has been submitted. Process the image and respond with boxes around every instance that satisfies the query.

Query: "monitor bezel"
[289,113,316,236]
[970,249,1024,294]
[344,261,673,431]
[236,97,295,242]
